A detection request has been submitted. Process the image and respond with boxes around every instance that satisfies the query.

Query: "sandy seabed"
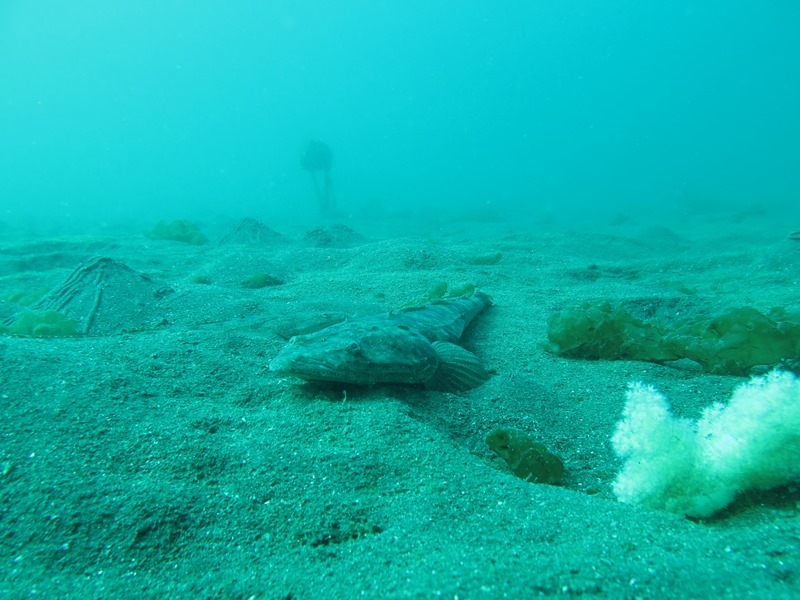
[1,211,799,598]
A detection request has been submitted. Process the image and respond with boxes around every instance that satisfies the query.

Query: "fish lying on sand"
[270,292,492,391]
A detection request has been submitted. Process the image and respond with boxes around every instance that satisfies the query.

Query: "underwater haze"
[1,0,799,230]
[6,3,800,598]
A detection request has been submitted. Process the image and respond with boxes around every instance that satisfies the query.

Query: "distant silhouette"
[300,140,335,216]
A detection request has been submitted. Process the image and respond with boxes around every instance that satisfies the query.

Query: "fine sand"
[1,211,799,598]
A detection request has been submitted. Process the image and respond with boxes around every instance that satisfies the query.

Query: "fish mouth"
[269,353,349,382]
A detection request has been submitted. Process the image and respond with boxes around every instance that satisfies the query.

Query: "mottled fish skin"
[269,292,492,388]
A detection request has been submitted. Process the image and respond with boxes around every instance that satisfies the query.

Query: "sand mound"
[217,218,285,246]
[27,256,174,335]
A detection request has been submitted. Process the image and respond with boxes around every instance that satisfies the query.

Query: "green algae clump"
[547,301,672,362]
[189,275,212,285]
[419,282,478,305]
[547,301,800,375]
[1,310,78,337]
[665,307,800,375]
[4,288,49,306]
[146,220,208,245]
[486,428,564,485]
[426,281,449,301]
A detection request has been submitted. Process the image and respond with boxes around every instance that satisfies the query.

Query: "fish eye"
[348,342,359,352]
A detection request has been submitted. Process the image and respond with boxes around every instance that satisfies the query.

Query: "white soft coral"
[612,370,800,517]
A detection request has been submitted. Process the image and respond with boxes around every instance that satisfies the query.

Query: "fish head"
[269,320,438,385]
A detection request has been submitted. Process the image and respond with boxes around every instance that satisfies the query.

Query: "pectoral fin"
[425,341,489,392]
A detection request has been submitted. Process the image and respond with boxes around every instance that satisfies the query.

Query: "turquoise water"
[1,1,798,225]
[3,4,800,597]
